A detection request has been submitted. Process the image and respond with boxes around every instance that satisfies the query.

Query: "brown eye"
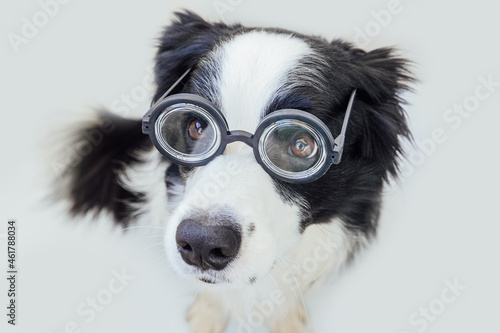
[290,134,317,158]
[188,119,205,140]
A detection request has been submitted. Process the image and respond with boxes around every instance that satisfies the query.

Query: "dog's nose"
[175,219,241,271]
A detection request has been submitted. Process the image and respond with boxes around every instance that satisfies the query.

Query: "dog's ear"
[153,10,241,102]
[348,47,414,180]
[58,112,151,226]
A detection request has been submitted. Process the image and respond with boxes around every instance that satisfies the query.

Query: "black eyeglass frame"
[142,68,357,184]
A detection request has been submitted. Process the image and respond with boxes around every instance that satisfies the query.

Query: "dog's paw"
[186,293,229,333]
[268,304,312,333]
[269,319,312,333]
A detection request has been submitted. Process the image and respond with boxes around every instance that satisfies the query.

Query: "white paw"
[268,304,312,333]
[187,293,229,333]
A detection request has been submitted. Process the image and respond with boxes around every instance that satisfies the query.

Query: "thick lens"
[259,120,327,179]
[155,103,221,162]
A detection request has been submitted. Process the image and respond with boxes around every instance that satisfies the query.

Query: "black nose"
[175,219,241,271]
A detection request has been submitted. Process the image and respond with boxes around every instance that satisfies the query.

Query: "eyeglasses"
[142,68,356,184]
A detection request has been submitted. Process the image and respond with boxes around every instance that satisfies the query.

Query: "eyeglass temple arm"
[332,89,357,164]
[143,67,193,122]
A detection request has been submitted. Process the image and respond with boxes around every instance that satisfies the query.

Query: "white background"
[1,0,499,332]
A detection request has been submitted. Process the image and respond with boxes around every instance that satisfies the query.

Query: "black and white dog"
[62,11,412,333]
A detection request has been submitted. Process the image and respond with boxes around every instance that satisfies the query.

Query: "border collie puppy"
[62,11,412,333]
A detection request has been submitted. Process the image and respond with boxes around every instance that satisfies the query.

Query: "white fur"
[215,30,313,131]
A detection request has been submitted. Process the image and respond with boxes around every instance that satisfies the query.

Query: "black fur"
[152,11,243,103]
[62,112,150,226]
[263,41,413,234]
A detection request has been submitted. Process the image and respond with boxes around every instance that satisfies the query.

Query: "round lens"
[258,120,328,180]
[155,103,221,163]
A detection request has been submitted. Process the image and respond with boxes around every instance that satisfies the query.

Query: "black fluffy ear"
[350,47,414,180]
[153,10,241,102]
[58,111,151,226]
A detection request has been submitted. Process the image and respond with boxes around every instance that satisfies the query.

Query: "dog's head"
[62,11,412,287]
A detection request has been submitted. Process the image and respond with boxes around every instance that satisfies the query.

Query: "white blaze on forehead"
[215,31,312,132]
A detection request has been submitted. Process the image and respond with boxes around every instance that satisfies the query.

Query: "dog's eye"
[290,134,317,158]
[187,119,206,140]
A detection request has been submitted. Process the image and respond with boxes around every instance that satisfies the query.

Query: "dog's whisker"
[138,241,165,253]
[272,260,304,319]
[278,256,322,287]
[278,259,312,330]
[273,260,302,302]
[122,225,168,232]
[130,234,165,242]
[268,269,293,319]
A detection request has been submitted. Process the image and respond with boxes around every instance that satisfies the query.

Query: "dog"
[60,10,412,333]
